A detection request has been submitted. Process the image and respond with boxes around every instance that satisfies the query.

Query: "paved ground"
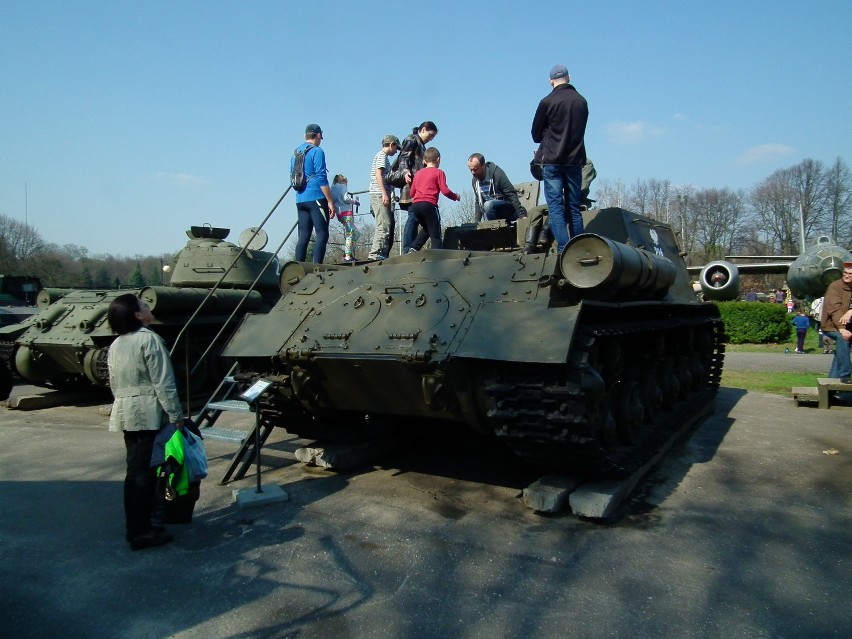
[1,356,850,638]
[724,350,835,374]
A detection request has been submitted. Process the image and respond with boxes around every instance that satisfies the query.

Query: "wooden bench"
[816,378,852,409]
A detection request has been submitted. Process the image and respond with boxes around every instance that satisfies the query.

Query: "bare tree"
[669,186,698,264]
[0,213,46,273]
[594,178,629,209]
[628,178,650,216]
[749,168,800,253]
[690,188,747,262]
[824,157,852,245]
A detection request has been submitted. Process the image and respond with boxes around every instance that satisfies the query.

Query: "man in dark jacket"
[531,64,588,252]
[467,153,528,222]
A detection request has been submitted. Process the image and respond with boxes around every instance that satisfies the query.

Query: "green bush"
[715,301,793,344]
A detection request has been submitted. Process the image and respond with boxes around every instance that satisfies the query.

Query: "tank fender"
[453,301,580,364]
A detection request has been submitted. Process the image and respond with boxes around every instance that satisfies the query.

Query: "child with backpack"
[330,175,360,262]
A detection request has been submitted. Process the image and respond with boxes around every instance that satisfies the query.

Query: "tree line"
[2,156,850,288]
[590,157,851,266]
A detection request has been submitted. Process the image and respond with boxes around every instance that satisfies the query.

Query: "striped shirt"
[370,150,393,195]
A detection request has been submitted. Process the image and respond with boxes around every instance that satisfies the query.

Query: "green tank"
[222,207,725,477]
[0,225,280,400]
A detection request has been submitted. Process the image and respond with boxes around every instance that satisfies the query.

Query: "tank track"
[484,306,725,478]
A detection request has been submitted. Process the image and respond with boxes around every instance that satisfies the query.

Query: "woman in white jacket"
[107,293,187,550]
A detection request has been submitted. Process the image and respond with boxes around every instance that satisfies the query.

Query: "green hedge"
[714,301,793,344]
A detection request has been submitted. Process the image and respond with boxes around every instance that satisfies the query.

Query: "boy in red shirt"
[408,147,460,251]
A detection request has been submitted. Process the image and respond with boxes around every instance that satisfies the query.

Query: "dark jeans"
[295,199,330,263]
[403,211,429,253]
[542,164,583,252]
[124,430,159,539]
[410,202,443,250]
[796,328,807,352]
[824,331,852,379]
[482,199,516,222]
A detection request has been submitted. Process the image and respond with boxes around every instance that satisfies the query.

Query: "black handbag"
[384,154,408,188]
[529,160,543,181]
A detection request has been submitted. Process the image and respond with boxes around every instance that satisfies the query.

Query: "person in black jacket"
[531,64,588,252]
[399,122,438,253]
[467,153,527,222]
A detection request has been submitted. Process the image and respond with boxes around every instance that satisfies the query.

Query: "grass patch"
[721,370,821,395]
[723,322,829,353]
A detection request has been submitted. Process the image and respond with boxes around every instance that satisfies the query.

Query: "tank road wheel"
[612,379,644,445]
[658,360,679,409]
[675,354,693,397]
[689,358,706,391]
[640,374,662,423]
[596,338,624,383]
[83,348,110,386]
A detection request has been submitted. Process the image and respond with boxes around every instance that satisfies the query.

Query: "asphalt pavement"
[0,357,850,638]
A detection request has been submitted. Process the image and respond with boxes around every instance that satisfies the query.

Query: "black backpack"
[290,144,315,192]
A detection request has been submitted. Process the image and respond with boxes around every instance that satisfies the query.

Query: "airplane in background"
[689,235,852,301]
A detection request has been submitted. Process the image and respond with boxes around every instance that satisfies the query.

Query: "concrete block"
[569,479,635,520]
[523,474,581,513]
[295,439,396,471]
[232,484,289,509]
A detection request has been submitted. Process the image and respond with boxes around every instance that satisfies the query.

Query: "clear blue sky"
[2,1,850,257]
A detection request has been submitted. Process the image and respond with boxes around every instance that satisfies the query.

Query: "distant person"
[330,175,360,263]
[107,293,189,551]
[523,158,597,254]
[810,296,829,353]
[745,289,758,302]
[467,153,528,222]
[775,289,785,304]
[792,307,810,353]
[398,122,438,253]
[531,64,589,252]
[821,262,852,383]
[292,123,335,263]
[367,135,401,260]
[407,147,460,251]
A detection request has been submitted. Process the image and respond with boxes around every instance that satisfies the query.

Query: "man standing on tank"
[292,123,336,263]
[531,64,588,253]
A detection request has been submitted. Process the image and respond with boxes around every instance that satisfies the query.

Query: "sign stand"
[231,380,289,509]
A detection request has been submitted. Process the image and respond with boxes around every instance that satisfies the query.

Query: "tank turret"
[0,225,280,400]
[221,207,725,477]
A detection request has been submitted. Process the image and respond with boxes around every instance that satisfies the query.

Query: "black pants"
[123,430,158,539]
[410,202,442,250]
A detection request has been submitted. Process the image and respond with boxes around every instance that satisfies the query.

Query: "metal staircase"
[193,362,277,484]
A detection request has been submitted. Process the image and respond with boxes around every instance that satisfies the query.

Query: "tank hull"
[0,226,281,398]
[223,208,726,476]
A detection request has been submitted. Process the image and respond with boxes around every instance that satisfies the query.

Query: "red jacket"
[411,167,459,205]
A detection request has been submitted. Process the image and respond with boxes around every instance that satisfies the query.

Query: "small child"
[330,175,360,262]
[792,306,810,353]
[408,147,460,251]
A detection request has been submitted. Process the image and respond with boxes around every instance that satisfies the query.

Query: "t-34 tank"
[223,208,725,477]
[0,225,280,399]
